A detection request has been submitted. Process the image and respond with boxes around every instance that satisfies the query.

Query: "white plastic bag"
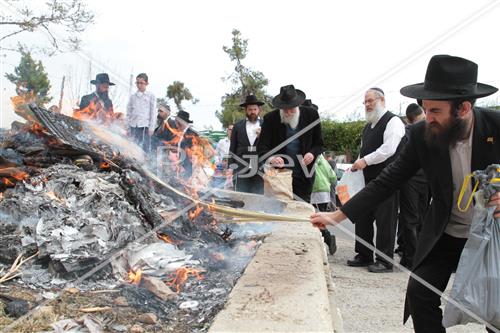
[443,165,500,330]
[335,169,365,205]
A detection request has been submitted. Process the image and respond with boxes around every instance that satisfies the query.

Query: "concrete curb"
[209,222,337,332]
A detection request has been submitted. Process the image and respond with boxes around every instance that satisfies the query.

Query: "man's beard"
[424,115,469,149]
[247,113,258,122]
[365,102,384,124]
[280,108,300,129]
[97,90,109,100]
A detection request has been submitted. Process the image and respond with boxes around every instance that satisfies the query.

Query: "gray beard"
[280,109,300,129]
[365,103,384,124]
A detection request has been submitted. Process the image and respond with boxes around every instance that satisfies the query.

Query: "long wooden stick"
[141,167,310,223]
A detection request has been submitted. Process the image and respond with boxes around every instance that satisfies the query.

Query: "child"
[126,73,156,152]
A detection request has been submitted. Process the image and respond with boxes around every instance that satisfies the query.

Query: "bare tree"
[0,0,94,55]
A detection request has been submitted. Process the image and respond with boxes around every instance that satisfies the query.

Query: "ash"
[0,107,264,332]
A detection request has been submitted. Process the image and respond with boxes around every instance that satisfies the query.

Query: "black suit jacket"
[257,107,325,179]
[342,107,500,270]
[229,118,263,174]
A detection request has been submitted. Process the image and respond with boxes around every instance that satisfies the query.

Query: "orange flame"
[157,232,180,245]
[73,100,116,125]
[1,178,14,186]
[188,205,203,221]
[167,267,204,293]
[127,268,142,285]
[99,162,111,170]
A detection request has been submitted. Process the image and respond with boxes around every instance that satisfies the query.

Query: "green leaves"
[5,50,52,107]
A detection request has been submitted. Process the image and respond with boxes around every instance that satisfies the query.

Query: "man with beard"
[347,87,405,273]
[229,95,265,193]
[79,73,115,122]
[396,103,429,269]
[258,85,324,202]
[311,55,500,332]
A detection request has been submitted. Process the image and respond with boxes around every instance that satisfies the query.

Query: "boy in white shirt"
[126,73,156,151]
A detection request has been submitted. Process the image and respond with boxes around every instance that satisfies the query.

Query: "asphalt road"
[327,222,485,333]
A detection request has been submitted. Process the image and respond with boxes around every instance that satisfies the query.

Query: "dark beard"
[424,116,469,149]
[247,114,258,122]
[97,91,109,100]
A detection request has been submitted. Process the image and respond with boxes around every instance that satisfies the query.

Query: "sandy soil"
[328,236,486,333]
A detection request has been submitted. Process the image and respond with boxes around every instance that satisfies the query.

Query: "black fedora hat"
[302,99,318,111]
[90,73,115,86]
[240,95,264,107]
[272,85,306,109]
[176,110,193,123]
[400,55,498,100]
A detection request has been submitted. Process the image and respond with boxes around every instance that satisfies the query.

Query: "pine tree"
[5,50,52,106]
[216,29,272,128]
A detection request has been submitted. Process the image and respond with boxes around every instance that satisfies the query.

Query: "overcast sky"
[1,0,500,130]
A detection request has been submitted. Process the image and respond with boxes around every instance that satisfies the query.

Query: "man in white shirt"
[215,124,233,164]
[347,87,405,273]
[229,95,264,194]
[126,73,156,152]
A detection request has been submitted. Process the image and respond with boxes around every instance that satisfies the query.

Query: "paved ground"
[327,223,485,333]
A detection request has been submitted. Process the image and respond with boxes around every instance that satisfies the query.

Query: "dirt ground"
[328,233,485,333]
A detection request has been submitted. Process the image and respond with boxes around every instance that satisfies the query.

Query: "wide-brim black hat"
[240,94,264,107]
[400,55,497,100]
[272,85,306,109]
[176,110,193,123]
[302,99,318,111]
[90,73,115,86]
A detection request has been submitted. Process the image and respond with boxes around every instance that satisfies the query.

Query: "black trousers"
[354,192,399,265]
[313,203,334,245]
[130,126,150,152]
[406,233,468,333]
[398,176,429,266]
[292,175,313,203]
[235,174,264,194]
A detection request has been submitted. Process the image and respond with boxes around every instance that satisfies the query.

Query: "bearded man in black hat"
[229,95,265,194]
[175,110,198,179]
[311,55,500,333]
[258,85,325,202]
[78,73,115,122]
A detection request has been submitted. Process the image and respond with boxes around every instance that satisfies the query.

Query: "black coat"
[229,118,263,174]
[342,107,500,269]
[257,107,325,179]
[79,92,114,113]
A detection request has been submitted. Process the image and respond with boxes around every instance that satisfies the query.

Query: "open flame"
[99,162,111,170]
[188,205,203,221]
[127,268,142,285]
[157,232,180,245]
[1,178,14,186]
[167,267,204,293]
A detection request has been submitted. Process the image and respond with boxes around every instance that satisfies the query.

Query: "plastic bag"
[443,164,500,329]
[263,168,294,201]
[335,169,365,205]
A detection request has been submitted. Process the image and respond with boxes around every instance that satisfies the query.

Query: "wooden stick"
[79,306,112,313]
[0,251,39,285]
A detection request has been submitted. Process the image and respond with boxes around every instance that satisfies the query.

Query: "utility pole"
[58,76,65,113]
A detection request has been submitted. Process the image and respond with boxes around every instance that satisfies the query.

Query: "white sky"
[1,0,500,130]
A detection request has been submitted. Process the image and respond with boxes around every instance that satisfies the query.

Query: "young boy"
[126,73,156,151]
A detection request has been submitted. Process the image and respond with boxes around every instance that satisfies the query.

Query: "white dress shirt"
[126,90,157,129]
[215,137,230,162]
[363,110,406,166]
[245,119,261,146]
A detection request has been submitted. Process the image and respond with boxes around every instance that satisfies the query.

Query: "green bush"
[321,120,365,162]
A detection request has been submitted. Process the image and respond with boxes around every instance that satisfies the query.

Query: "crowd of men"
[70,55,500,332]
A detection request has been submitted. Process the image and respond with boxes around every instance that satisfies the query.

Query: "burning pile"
[0,103,265,332]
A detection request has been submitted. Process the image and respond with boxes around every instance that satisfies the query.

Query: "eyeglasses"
[135,81,147,85]
[363,97,380,105]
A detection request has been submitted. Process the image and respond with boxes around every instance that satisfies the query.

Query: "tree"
[321,119,365,162]
[216,29,272,128]
[5,50,52,106]
[166,81,198,110]
[0,0,94,55]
